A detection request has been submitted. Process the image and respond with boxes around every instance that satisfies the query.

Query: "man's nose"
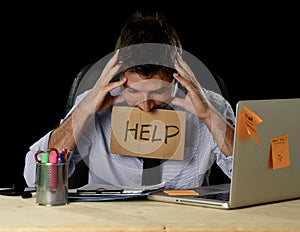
[138,99,155,112]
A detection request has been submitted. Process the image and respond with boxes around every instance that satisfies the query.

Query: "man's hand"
[83,50,127,115]
[171,55,211,121]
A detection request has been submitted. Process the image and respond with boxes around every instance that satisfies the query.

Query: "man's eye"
[127,88,138,93]
[154,86,170,94]
[154,89,165,94]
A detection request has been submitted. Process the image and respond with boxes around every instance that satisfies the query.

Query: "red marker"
[48,148,59,191]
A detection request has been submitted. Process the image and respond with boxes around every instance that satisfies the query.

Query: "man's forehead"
[125,78,172,90]
[123,72,172,82]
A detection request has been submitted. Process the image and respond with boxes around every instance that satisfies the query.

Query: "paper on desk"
[76,182,165,194]
[68,182,166,202]
[122,182,166,193]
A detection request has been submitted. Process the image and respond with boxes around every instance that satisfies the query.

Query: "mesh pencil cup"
[35,162,68,206]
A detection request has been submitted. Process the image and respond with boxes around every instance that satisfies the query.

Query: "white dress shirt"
[24,88,235,189]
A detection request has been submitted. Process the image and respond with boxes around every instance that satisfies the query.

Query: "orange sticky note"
[271,135,290,170]
[237,106,263,144]
[163,190,199,196]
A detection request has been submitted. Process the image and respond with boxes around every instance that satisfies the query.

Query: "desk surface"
[1,195,300,232]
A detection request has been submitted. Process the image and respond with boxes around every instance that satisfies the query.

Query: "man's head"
[115,11,182,52]
[121,66,177,112]
[115,11,182,111]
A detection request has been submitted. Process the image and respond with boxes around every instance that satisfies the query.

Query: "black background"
[2,1,298,188]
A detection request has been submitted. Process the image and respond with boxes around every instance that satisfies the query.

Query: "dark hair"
[115,11,182,51]
[116,11,181,78]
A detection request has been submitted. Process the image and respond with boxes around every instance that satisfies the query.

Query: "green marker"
[41,152,49,163]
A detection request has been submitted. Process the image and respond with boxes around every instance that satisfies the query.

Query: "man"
[24,12,235,189]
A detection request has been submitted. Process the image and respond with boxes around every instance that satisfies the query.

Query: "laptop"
[147,98,300,209]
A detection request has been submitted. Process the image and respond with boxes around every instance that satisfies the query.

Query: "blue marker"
[57,153,65,163]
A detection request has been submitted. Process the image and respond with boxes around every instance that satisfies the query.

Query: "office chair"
[67,63,231,188]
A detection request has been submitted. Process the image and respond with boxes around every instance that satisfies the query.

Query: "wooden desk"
[0,195,300,232]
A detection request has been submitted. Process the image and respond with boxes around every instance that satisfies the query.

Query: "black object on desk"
[0,188,23,196]
[0,184,27,196]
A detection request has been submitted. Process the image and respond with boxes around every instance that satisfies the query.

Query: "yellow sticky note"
[271,135,290,170]
[237,106,263,144]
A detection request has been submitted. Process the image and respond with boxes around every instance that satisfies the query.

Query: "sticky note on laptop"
[163,190,199,196]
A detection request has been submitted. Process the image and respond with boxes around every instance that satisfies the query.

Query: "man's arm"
[201,106,234,156]
[172,56,234,157]
[49,51,126,151]
[48,100,93,151]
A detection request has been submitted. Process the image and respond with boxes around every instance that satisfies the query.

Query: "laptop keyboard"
[196,192,230,201]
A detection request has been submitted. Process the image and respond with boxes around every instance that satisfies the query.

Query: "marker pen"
[58,151,67,188]
[49,152,58,191]
[49,153,58,164]
[41,152,49,164]
[39,152,49,188]
[57,153,65,163]
[66,149,73,162]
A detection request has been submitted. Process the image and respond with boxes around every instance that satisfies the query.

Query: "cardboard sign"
[110,106,186,160]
